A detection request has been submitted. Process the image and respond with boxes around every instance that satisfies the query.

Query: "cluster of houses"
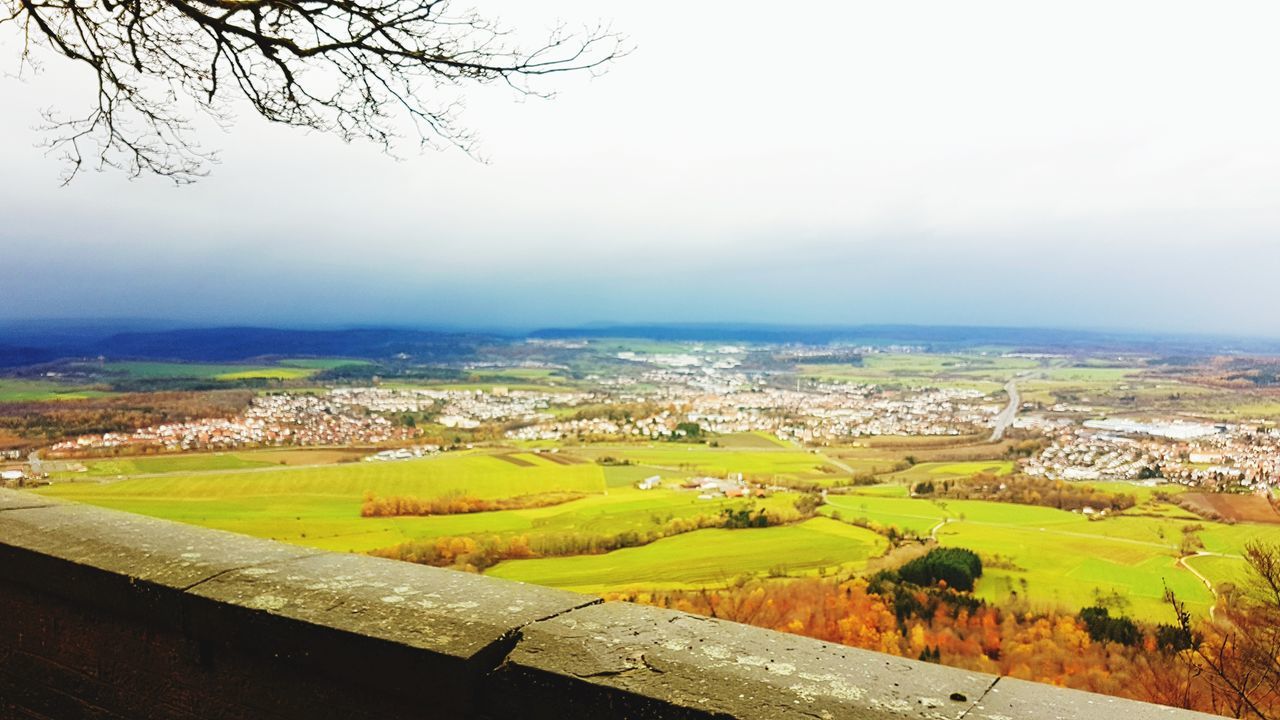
[615,347,743,371]
[507,409,690,442]
[1024,418,1280,491]
[635,471,763,500]
[45,385,603,456]
[363,445,443,462]
[685,473,758,500]
[329,386,597,425]
[48,391,419,455]
[508,376,999,443]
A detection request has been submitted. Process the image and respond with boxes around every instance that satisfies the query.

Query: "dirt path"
[930,517,955,540]
[1179,552,1220,620]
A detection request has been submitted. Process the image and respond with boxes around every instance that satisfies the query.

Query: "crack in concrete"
[528,597,604,626]
[180,565,254,592]
[178,551,329,592]
[487,596,605,662]
[958,675,1001,719]
[471,596,606,700]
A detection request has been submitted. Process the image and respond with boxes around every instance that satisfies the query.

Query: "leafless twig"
[3,0,625,183]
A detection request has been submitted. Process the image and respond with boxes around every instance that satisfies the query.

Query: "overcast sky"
[2,1,1279,335]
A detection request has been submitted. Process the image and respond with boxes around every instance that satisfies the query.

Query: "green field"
[278,359,372,370]
[0,379,114,402]
[32,431,1268,623]
[216,367,319,381]
[821,488,1264,620]
[876,460,1015,486]
[574,445,838,480]
[1199,398,1280,421]
[64,453,279,477]
[488,517,887,593]
[35,450,819,568]
[1076,480,1187,504]
[37,451,607,551]
[940,514,1213,620]
[101,361,325,381]
[715,432,791,449]
[798,353,1033,392]
[468,368,563,381]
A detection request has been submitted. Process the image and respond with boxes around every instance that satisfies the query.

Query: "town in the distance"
[2,323,1278,711]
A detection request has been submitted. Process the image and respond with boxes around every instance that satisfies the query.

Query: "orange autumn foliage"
[611,577,1246,716]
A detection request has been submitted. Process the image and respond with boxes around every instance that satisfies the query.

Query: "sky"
[2,1,1280,335]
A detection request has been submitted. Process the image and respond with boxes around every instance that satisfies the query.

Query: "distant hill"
[527,323,1280,355]
[4,321,1279,369]
[0,344,62,368]
[89,327,495,362]
[0,327,498,367]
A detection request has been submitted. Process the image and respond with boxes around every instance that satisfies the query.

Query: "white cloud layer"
[2,1,1279,334]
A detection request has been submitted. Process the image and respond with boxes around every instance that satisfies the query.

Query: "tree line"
[361,491,585,517]
[912,472,1137,513]
[370,503,804,572]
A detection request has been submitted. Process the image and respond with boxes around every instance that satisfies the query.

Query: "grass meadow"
[33,433,1264,621]
[573,444,840,481]
[822,488,1271,620]
[0,379,115,402]
[37,451,607,551]
[488,517,887,593]
[101,361,322,381]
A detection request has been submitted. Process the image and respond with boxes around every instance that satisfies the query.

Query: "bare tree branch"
[2,0,626,183]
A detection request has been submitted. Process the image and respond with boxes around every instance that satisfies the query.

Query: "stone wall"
[0,488,1217,719]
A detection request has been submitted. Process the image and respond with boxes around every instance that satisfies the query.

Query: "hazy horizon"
[5,1,1280,336]
[3,316,1280,346]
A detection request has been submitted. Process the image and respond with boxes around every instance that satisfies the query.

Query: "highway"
[989,378,1021,442]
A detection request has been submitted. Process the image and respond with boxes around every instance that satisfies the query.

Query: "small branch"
[1,0,626,182]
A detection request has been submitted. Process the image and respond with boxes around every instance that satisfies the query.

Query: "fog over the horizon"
[2,1,1279,336]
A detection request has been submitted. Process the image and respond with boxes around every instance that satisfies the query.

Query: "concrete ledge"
[0,489,1220,719]
[0,498,316,627]
[0,491,57,512]
[967,677,1213,720]
[184,552,597,716]
[485,601,997,719]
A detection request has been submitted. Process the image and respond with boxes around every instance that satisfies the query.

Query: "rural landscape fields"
[16,345,1277,622]
[5,333,1280,711]
[35,438,1268,620]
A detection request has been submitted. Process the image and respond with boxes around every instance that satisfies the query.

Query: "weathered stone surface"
[966,677,1222,720]
[487,601,997,719]
[0,498,315,624]
[185,551,599,715]
[0,487,58,512]
[189,552,597,661]
[0,564,444,720]
[0,495,314,589]
[0,491,1221,720]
